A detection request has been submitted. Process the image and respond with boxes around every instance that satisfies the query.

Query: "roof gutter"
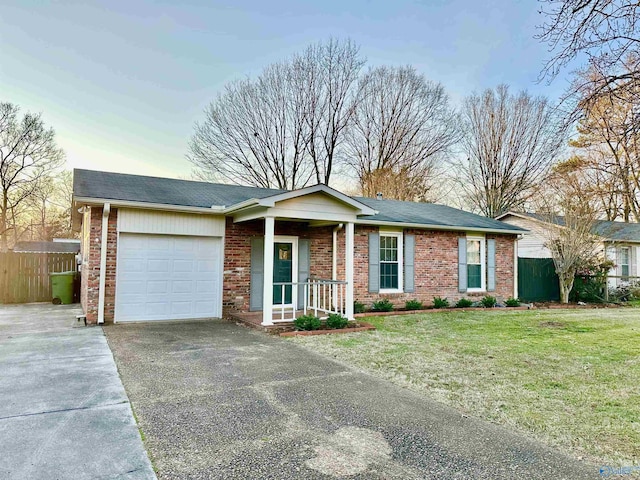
[353,219,527,235]
[97,203,110,325]
[222,198,261,214]
[73,196,225,214]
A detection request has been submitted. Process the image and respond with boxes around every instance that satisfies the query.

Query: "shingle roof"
[13,241,80,253]
[355,197,521,232]
[73,169,284,208]
[73,169,525,233]
[508,212,640,242]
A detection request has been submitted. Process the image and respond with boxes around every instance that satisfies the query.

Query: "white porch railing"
[272,278,348,323]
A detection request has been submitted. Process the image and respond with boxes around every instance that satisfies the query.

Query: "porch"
[223,185,377,327]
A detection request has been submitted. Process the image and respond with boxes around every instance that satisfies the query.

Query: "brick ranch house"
[72,169,526,326]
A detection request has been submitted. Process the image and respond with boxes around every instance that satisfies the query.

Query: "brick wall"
[337,226,516,309]
[224,221,516,313]
[81,210,516,320]
[81,206,118,324]
[223,218,333,312]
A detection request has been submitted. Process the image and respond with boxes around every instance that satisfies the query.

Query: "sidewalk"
[0,304,155,480]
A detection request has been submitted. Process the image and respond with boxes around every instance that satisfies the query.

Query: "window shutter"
[368,232,380,293]
[297,239,310,309]
[631,247,638,278]
[487,238,496,292]
[458,237,467,293]
[250,237,264,311]
[404,234,415,293]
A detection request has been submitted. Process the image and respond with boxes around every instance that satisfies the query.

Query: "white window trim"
[379,231,403,293]
[467,235,486,293]
[620,246,630,278]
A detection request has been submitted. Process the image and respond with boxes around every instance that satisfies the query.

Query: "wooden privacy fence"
[0,252,77,304]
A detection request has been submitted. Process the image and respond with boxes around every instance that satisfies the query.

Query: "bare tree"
[189,62,314,190]
[189,39,363,189]
[535,169,601,303]
[459,85,566,218]
[0,102,64,251]
[567,64,640,221]
[24,170,75,241]
[345,66,460,201]
[537,0,639,116]
[293,39,365,184]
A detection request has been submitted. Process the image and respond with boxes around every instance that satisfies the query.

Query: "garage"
[115,233,223,322]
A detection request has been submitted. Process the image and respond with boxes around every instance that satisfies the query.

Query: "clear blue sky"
[0,0,573,179]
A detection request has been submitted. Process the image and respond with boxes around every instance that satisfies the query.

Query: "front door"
[273,242,293,305]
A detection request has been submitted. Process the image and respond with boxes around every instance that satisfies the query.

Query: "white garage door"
[115,233,222,322]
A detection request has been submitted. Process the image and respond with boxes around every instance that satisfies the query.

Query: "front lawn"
[288,308,640,464]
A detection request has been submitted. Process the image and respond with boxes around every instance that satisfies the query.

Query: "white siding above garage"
[118,208,225,237]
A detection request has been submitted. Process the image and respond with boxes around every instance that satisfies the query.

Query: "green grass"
[289,308,640,464]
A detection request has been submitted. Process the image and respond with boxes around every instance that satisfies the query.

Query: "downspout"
[332,223,344,281]
[97,203,110,325]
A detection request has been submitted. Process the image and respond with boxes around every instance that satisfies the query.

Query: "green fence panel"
[518,257,560,302]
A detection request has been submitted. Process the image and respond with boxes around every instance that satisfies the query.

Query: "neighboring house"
[497,212,640,287]
[12,239,80,254]
[72,169,525,325]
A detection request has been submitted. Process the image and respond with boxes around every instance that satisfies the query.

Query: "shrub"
[571,275,606,303]
[372,298,394,312]
[455,298,473,308]
[505,297,521,307]
[405,299,423,310]
[353,301,366,314]
[609,284,633,302]
[432,297,449,309]
[481,295,497,308]
[326,313,349,329]
[294,314,322,331]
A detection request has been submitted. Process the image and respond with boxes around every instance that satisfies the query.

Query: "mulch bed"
[279,321,376,337]
[354,306,530,318]
[353,302,624,318]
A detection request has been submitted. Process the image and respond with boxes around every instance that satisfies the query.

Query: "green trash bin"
[50,271,75,305]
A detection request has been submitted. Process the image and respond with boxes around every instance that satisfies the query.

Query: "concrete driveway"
[105,320,597,480]
[0,303,155,480]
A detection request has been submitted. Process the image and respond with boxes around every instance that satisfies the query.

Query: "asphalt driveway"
[0,303,155,480]
[105,320,598,480]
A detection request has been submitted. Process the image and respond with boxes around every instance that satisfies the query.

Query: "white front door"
[115,233,222,322]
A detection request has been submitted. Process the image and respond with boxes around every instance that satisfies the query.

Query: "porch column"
[262,216,275,326]
[345,222,355,320]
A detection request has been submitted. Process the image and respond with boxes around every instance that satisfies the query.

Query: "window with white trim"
[620,247,630,280]
[466,236,485,291]
[380,232,403,292]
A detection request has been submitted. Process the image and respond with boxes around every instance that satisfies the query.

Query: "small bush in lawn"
[432,297,449,309]
[455,298,473,308]
[505,297,521,307]
[354,301,366,314]
[405,299,423,310]
[326,313,349,329]
[481,295,497,308]
[294,314,322,331]
[372,298,394,312]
